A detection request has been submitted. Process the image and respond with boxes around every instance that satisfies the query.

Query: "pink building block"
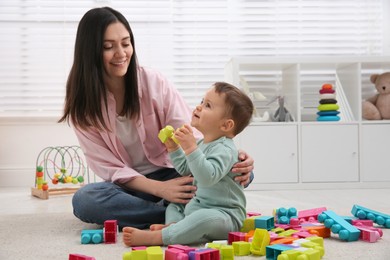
[298,207,327,223]
[247,212,262,217]
[189,249,220,260]
[165,248,189,260]
[352,219,374,227]
[167,245,196,254]
[291,231,316,239]
[228,232,246,245]
[132,246,148,250]
[355,226,381,243]
[69,253,96,260]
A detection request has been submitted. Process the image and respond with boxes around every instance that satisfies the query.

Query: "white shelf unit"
[225,56,390,190]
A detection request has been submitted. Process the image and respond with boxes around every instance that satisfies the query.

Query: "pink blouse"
[73,66,201,184]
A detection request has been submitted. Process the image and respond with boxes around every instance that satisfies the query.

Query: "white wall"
[0,118,79,187]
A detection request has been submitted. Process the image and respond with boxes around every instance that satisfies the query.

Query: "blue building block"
[265,244,292,260]
[317,210,360,242]
[81,229,104,244]
[255,216,275,230]
[351,204,390,228]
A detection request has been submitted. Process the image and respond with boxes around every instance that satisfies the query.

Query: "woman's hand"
[155,176,197,203]
[231,149,254,187]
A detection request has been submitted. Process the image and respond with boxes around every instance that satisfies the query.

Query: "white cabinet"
[238,124,298,183]
[301,124,359,182]
[225,56,390,188]
[361,124,390,182]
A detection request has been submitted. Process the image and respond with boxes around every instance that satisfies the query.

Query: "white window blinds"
[0,0,387,118]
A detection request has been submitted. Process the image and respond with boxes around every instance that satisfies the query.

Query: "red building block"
[104,220,118,243]
[69,253,96,260]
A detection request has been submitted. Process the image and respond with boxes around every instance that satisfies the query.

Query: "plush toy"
[362,72,390,120]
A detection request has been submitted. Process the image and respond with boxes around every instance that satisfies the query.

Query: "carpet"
[1,212,390,260]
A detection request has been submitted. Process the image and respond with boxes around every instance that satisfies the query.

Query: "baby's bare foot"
[122,227,163,246]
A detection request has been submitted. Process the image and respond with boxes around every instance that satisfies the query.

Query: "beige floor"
[1,187,390,259]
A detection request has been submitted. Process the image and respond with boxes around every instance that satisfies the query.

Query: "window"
[0,0,387,118]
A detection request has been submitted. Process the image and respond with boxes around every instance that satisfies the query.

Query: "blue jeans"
[72,169,254,230]
[72,168,181,230]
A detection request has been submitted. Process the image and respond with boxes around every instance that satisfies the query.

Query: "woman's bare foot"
[122,227,163,246]
[150,224,170,231]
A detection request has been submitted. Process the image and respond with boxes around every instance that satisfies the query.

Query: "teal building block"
[351,204,390,228]
[317,210,360,241]
[81,229,104,244]
[255,216,275,230]
[266,244,292,260]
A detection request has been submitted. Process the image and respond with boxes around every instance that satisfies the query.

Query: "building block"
[104,219,118,243]
[306,236,324,247]
[206,243,221,250]
[353,222,383,237]
[299,241,324,258]
[289,238,324,257]
[228,232,246,245]
[245,230,255,242]
[351,219,374,227]
[303,225,330,238]
[189,248,220,260]
[288,218,301,229]
[133,249,147,260]
[275,207,298,224]
[291,231,315,239]
[255,216,275,230]
[317,210,360,241]
[278,229,299,237]
[81,229,103,244]
[165,248,189,260]
[168,245,197,254]
[269,232,280,242]
[146,246,164,260]
[220,245,234,260]
[133,247,148,250]
[277,248,321,260]
[123,252,132,260]
[266,244,293,260]
[298,207,327,223]
[270,237,297,245]
[158,125,179,143]
[250,228,271,256]
[247,211,262,217]
[241,216,261,232]
[351,204,390,228]
[232,241,251,256]
[271,227,285,234]
[69,254,96,260]
[354,225,382,243]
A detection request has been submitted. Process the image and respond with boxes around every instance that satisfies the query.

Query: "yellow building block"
[250,228,270,256]
[232,241,250,256]
[146,246,163,260]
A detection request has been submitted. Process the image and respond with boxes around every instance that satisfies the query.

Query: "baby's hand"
[165,138,179,152]
[174,125,197,155]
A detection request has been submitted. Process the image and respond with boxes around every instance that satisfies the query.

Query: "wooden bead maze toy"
[31,145,94,199]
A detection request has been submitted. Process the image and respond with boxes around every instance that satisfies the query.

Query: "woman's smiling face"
[102,22,133,80]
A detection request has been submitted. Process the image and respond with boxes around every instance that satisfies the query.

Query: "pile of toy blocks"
[69,204,389,260]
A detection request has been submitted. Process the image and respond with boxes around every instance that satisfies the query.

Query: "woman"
[59,7,254,229]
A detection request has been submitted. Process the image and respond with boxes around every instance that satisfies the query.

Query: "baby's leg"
[162,209,233,245]
[122,227,163,246]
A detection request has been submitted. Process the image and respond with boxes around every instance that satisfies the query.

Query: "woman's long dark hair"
[58,7,139,131]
